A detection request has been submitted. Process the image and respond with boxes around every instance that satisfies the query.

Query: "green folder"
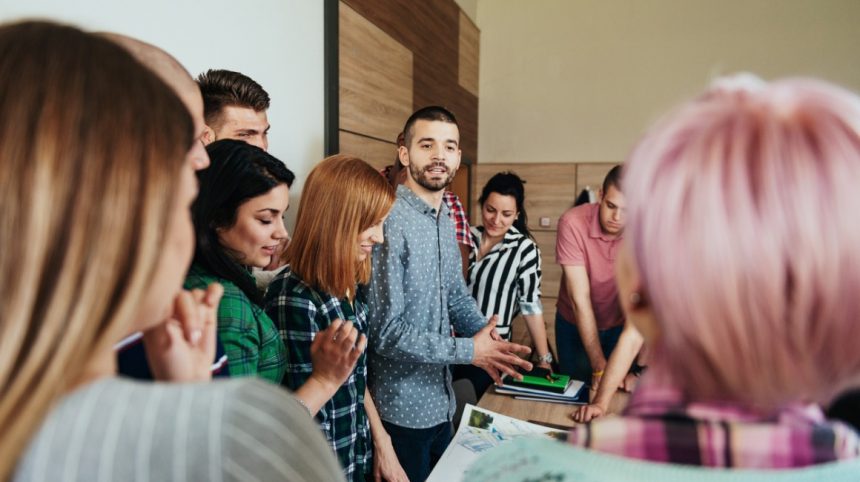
[504,367,571,394]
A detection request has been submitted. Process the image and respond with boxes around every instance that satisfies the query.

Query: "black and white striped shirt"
[467,226,543,339]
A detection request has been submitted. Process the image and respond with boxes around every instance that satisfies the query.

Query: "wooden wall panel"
[449,164,470,209]
[342,0,479,164]
[458,11,479,97]
[471,163,577,231]
[339,2,413,142]
[533,230,561,299]
[339,131,396,171]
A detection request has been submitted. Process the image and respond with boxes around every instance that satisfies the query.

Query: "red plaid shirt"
[442,191,474,249]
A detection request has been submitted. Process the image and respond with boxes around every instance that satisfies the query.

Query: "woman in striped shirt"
[458,172,553,397]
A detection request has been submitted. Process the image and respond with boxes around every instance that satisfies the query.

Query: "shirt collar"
[474,225,525,252]
[588,202,622,242]
[397,184,450,219]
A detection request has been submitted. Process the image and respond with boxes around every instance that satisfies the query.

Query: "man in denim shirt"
[367,106,532,482]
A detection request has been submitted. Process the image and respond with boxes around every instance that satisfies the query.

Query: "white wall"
[0,0,325,230]
[476,0,860,163]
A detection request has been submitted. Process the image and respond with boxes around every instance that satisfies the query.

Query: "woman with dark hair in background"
[455,172,552,397]
[188,139,364,413]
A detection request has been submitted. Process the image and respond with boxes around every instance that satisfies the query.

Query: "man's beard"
[409,163,455,191]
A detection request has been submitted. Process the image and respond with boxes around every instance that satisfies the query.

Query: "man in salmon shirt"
[556,165,632,388]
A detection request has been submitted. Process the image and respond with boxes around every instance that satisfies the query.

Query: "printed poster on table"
[426,404,566,482]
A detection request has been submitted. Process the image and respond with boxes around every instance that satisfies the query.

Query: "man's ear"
[398,145,409,167]
[201,125,216,145]
[597,188,604,203]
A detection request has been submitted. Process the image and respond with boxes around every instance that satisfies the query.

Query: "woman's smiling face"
[217,184,290,268]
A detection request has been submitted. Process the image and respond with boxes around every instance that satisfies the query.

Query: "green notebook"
[504,367,571,394]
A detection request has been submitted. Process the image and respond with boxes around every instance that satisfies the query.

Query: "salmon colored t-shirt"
[555,203,624,331]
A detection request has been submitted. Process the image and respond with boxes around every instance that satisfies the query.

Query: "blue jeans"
[382,420,453,482]
[555,312,623,383]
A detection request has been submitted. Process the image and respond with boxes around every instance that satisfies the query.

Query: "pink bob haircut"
[624,74,860,410]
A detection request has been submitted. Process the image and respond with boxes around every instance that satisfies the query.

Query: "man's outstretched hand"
[471,316,532,385]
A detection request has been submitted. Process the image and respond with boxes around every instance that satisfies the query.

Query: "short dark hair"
[193,139,294,304]
[602,164,623,194]
[479,172,533,239]
[196,69,270,127]
[401,106,458,147]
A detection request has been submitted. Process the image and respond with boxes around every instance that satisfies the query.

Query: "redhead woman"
[1,21,344,481]
[265,155,406,482]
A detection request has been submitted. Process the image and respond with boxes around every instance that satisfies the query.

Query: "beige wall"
[476,0,860,163]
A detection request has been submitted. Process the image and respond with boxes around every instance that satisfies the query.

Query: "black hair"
[602,164,623,194]
[479,171,532,239]
[192,139,294,304]
[401,105,458,147]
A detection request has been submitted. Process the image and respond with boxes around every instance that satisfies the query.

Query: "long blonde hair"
[285,155,395,299]
[0,21,192,479]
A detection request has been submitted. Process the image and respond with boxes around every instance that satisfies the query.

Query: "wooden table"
[477,386,629,429]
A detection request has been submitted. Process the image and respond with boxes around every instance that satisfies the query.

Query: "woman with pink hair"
[566,74,860,468]
[470,75,860,476]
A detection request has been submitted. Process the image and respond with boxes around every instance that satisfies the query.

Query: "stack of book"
[495,367,588,405]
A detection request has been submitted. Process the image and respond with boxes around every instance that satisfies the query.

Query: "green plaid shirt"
[264,269,371,482]
[185,264,286,384]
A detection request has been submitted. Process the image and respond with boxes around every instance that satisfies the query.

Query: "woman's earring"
[629,291,644,308]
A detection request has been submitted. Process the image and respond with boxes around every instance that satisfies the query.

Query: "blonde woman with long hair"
[1,21,344,481]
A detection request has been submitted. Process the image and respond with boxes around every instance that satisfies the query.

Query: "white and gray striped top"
[467,226,543,339]
[14,377,344,482]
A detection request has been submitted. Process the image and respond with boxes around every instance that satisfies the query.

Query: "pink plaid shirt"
[568,381,860,468]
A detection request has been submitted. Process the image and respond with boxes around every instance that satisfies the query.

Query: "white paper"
[426,404,567,482]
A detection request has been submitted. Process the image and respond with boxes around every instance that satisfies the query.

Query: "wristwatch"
[538,352,553,364]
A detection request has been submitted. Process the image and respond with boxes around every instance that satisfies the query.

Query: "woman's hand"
[143,283,223,382]
[373,435,408,482]
[571,402,606,423]
[306,319,367,393]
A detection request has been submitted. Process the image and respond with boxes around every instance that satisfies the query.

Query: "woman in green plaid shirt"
[189,141,366,404]
[265,155,407,482]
